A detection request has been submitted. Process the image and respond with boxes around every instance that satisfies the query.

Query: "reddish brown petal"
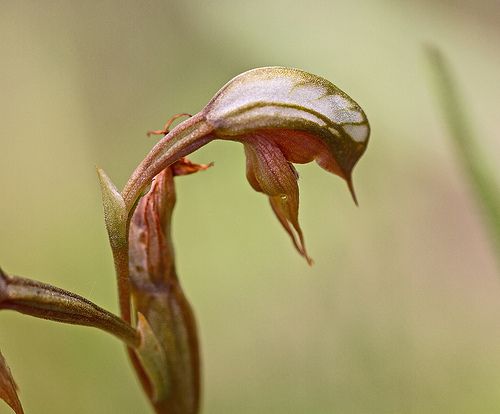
[129,168,176,289]
[129,158,212,288]
[0,350,23,414]
[244,135,313,264]
[172,157,213,177]
[253,128,360,204]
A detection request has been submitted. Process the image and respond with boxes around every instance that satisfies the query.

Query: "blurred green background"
[1,1,499,413]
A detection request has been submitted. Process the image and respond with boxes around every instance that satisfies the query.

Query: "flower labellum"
[123,67,370,263]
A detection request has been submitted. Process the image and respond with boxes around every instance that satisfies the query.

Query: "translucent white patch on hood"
[342,124,369,142]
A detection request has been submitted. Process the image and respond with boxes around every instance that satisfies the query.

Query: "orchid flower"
[122,67,370,263]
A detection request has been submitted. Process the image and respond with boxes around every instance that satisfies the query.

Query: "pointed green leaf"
[97,167,128,249]
[97,168,132,323]
[0,269,139,348]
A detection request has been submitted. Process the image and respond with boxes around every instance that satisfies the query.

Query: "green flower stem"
[0,269,140,348]
[426,46,500,262]
[97,168,132,324]
[111,243,132,324]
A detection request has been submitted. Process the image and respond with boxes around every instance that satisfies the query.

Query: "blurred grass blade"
[0,349,24,414]
[426,46,500,263]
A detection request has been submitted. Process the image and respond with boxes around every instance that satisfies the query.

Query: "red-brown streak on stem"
[128,347,154,402]
[122,112,215,212]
